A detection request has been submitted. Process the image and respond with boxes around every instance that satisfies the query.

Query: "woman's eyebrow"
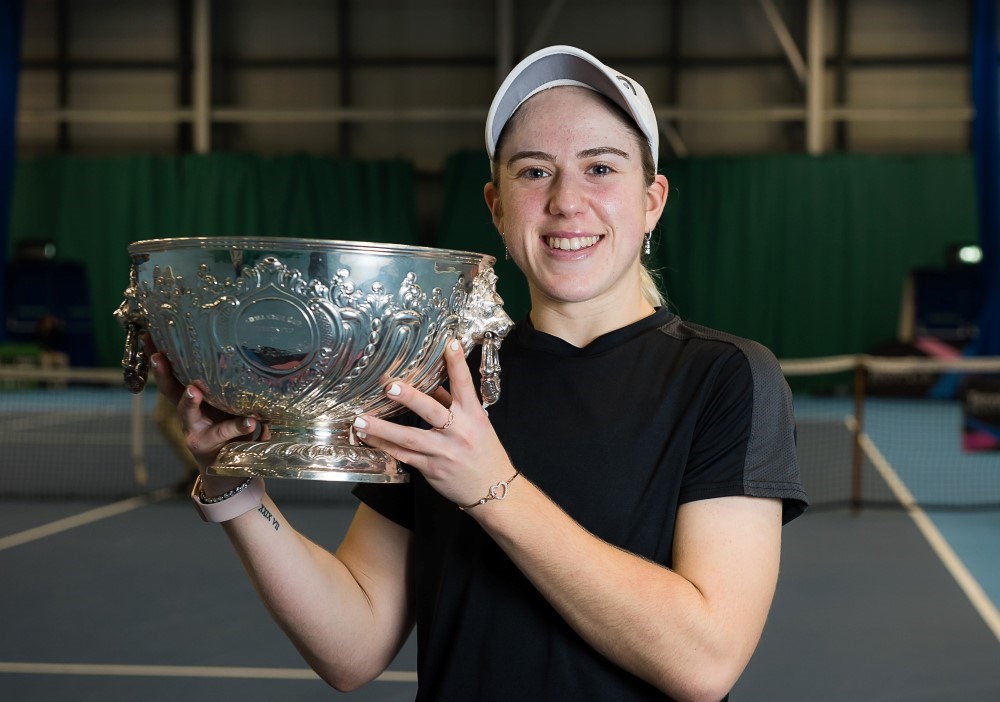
[506,146,630,167]
[577,147,630,159]
[506,150,556,166]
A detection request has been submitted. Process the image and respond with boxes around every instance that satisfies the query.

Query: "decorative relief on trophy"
[115,238,513,483]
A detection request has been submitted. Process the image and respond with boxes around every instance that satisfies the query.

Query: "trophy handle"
[459,265,514,410]
[478,330,503,408]
[115,262,150,393]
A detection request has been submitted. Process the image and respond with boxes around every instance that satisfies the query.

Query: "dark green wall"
[9,152,976,366]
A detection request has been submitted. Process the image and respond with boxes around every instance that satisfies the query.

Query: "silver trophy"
[116,237,514,483]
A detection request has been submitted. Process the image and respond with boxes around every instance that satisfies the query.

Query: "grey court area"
[1,388,998,700]
[1,494,999,702]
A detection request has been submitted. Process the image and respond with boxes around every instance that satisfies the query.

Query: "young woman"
[154,45,807,702]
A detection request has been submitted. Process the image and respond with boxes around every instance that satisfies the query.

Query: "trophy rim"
[127,236,496,267]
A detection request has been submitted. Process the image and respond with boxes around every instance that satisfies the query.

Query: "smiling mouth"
[545,235,601,251]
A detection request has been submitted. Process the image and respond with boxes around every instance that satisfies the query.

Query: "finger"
[142,334,188,407]
[383,380,453,430]
[149,351,185,405]
[176,384,209,431]
[202,414,258,449]
[179,385,257,455]
[141,332,158,355]
[352,415,430,471]
[431,385,453,408]
[442,338,478,407]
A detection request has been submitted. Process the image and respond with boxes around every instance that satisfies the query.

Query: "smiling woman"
[152,45,808,702]
[483,85,667,331]
[350,46,809,701]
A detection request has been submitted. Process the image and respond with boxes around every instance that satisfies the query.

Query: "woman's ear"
[644,174,669,232]
[484,181,504,230]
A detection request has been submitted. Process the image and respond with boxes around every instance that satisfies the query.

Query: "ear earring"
[643,231,652,256]
[502,232,511,260]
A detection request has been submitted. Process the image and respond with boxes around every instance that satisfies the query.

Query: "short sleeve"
[351,409,423,530]
[353,476,415,530]
[679,344,808,524]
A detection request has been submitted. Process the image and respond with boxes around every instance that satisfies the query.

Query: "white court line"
[0,408,124,428]
[2,433,136,445]
[0,412,93,434]
[0,661,417,683]
[851,420,1000,644]
[0,497,419,685]
[0,489,172,552]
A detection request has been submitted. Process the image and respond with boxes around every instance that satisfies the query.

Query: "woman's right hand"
[146,337,265,475]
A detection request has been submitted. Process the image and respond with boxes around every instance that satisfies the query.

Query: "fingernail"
[242,417,253,429]
[387,383,401,397]
[356,431,367,440]
[450,339,461,352]
[353,417,368,430]
[150,356,159,370]
[185,388,195,399]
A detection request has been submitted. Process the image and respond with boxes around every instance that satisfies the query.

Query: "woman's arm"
[473,485,781,702]
[151,352,414,692]
[221,498,415,691]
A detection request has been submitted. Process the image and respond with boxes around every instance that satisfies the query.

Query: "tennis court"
[0,367,998,701]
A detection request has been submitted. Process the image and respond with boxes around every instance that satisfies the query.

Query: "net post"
[850,358,867,514]
[131,392,149,486]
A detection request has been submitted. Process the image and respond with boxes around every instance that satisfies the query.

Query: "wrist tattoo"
[257,503,280,531]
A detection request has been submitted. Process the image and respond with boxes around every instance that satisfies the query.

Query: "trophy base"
[207,440,409,483]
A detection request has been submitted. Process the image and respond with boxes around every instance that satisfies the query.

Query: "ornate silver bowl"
[116,237,513,483]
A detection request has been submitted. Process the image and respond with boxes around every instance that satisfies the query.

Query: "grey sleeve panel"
[666,319,809,521]
[738,339,807,497]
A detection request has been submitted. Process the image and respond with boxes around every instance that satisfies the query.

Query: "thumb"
[189,416,256,460]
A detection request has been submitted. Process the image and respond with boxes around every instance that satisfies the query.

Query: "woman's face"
[485,86,667,310]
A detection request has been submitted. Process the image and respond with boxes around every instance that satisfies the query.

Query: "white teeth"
[546,236,599,251]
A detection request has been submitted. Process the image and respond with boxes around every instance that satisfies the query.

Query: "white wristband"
[190,475,266,523]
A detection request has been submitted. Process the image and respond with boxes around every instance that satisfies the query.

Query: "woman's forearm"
[471,479,781,702]
[216,498,414,691]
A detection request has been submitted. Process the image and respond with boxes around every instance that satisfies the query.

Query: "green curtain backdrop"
[7,151,976,366]
[659,154,977,358]
[437,151,977,359]
[8,154,418,367]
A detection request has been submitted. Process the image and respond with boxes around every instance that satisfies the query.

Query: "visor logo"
[616,75,637,96]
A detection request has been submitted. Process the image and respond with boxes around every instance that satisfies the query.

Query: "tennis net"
[783,354,1000,510]
[1,356,998,509]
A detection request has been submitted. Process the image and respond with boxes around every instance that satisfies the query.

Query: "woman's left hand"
[352,339,515,508]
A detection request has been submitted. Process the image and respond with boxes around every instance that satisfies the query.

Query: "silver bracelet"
[198,475,255,504]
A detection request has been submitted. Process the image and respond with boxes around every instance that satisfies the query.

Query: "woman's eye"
[522,167,548,179]
[588,163,614,176]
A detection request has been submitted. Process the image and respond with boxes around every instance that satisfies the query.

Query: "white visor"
[485,45,658,166]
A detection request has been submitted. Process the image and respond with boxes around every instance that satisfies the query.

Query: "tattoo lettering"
[257,503,280,531]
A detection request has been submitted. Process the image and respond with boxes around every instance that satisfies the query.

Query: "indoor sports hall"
[1,2,998,701]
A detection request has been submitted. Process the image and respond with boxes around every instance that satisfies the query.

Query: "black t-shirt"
[354,309,808,701]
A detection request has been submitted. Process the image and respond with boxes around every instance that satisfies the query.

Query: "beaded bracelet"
[190,475,266,523]
[198,475,254,503]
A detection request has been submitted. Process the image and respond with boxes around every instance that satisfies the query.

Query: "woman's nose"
[547,173,584,217]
